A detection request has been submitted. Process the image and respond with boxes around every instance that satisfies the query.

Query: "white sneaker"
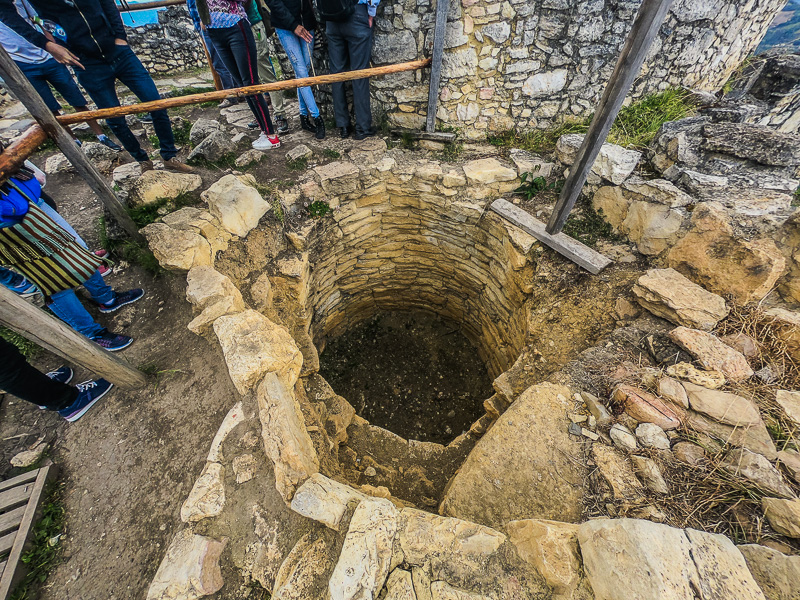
[252,133,281,150]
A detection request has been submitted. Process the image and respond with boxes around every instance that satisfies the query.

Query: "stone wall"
[125,6,206,74]
[364,0,787,138]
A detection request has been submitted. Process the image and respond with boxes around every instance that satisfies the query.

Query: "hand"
[368,16,373,27]
[294,25,313,43]
[114,38,128,46]
[45,41,84,70]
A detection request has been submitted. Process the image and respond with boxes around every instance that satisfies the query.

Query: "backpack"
[316,0,356,22]
[0,180,36,229]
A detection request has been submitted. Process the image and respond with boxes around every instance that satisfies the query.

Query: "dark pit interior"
[318,311,494,444]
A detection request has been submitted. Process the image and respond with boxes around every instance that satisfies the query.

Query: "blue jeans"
[202,30,236,90]
[75,45,176,162]
[16,58,87,111]
[275,28,320,118]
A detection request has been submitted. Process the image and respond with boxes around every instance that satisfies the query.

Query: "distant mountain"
[758,0,800,53]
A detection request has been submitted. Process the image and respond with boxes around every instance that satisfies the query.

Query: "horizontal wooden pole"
[117,0,185,10]
[57,58,432,125]
[0,125,48,183]
[0,286,146,389]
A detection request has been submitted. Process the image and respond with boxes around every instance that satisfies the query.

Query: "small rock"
[721,449,796,499]
[234,149,265,168]
[755,365,781,384]
[668,327,754,382]
[658,377,689,409]
[581,391,612,427]
[286,144,313,162]
[10,441,48,468]
[666,362,726,388]
[720,333,759,359]
[188,130,235,163]
[189,118,222,145]
[777,450,800,484]
[672,441,707,466]
[146,530,226,600]
[581,428,599,441]
[631,455,669,494]
[128,169,202,207]
[613,385,683,430]
[44,153,73,174]
[776,390,800,428]
[762,497,800,538]
[614,297,641,320]
[609,424,638,452]
[591,445,643,499]
[635,423,670,450]
[232,454,256,484]
[682,382,761,427]
[738,544,800,600]
[364,466,377,477]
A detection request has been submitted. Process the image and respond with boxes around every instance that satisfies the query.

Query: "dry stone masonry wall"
[126,7,207,74]
[370,0,786,137]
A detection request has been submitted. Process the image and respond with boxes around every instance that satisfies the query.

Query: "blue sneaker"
[6,275,39,298]
[46,366,73,385]
[58,379,113,422]
[97,135,122,153]
[91,329,133,352]
[98,288,144,313]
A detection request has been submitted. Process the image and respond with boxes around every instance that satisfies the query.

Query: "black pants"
[326,3,373,134]
[0,338,76,410]
[209,21,275,135]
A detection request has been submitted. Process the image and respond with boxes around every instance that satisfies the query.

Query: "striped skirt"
[0,202,105,297]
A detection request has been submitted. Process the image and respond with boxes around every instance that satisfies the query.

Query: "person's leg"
[109,46,177,161]
[274,29,312,116]
[0,267,34,294]
[0,337,76,410]
[81,271,115,305]
[325,20,351,129]
[344,5,374,135]
[252,22,285,117]
[295,31,320,118]
[76,60,150,162]
[47,288,106,339]
[16,60,62,113]
[202,30,236,90]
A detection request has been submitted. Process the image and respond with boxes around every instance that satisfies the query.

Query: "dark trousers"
[209,21,275,135]
[0,338,76,410]
[76,45,177,162]
[326,3,373,134]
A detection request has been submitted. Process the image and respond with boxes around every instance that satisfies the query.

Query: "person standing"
[195,0,281,150]
[0,0,123,151]
[0,0,194,174]
[317,0,378,139]
[264,0,325,139]
[246,0,289,133]
[186,0,239,108]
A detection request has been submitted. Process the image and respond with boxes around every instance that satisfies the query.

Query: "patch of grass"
[167,85,216,98]
[139,362,185,390]
[187,152,238,170]
[399,131,415,150]
[148,133,159,148]
[793,185,800,207]
[308,200,330,218]
[286,156,308,171]
[126,190,198,227]
[439,141,463,162]
[10,482,65,600]
[271,196,285,224]
[97,216,164,276]
[515,170,551,200]
[561,197,621,248]
[322,148,341,160]
[173,119,193,147]
[0,326,40,358]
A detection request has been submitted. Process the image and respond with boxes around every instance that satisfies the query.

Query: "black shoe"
[247,121,259,130]
[300,115,316,133]
[314,116,326,140]
[140,114,153,124]
[353,127,377,141]
[339,125,353,139]
[275,115,289,134]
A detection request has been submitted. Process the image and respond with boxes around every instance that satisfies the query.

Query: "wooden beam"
[545,0,675,234]
[425,0,449,133]
[0,47,144,243]
[58,58,431,125]
[0,286,146,388]
[389,129,457,143]
[0,125,47,183]
[491,199,612,274]
[116,0,185,10]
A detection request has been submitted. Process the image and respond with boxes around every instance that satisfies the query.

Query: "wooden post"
[200,37,224,91]
[0,286,146,388]
[0,46,144,243]
[545,0,675,235]
[0,124,48,182]
[425,0,449,133]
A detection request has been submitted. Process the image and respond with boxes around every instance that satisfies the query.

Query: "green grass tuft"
[322,149,341,160]
[562,198,622,248]
[97,216,164,276]
[126,191,198,228]
[308,200,331,218]
[286,156,308,171]
[0,326,40,358]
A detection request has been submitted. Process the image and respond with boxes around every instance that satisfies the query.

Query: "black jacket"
[0,0,127,62]
[264,0,317,33]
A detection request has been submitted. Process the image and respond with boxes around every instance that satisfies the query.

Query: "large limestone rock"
[384,569,417,600]
[186,266,244,312]
[632,268,729,331]
[612,385,683,430]
[146,530,226,600]
[142,222,212,271]
[201,174,269,237]
[669,327,754,382]
[578,519,766,600]
[273,531,337,600]
[702,122,800,167]
[160,207,231,257]
[329,498,399,600]
[738,544,800,600]
[180,462,225,523]
[257,373,319,503]
[776,390,800,428]
[290,473,366,531]
[686,410,777,460]
[188,130,235,163]
[461,158,517,184]
[556,134,641,184]
[213,310,303,395]
[314,161,361,195]
[667,203,787,305]
[682,382,761,427]
[763,497,800,538]
[720,448,796,499]
[129,170,202,207]
[430,583,490,600]
[619,200,684,255]
[189,118,223,145]
[439,382,586,527]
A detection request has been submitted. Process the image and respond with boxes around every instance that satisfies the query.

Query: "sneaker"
[94,249,108,258]
[139,160,155,173]
[46,366,73,385]
[247,121,259,130]
[7,276,39,298]
[353,127,377,141]
[140,114,154,124]
[58,379,113,422]
[162,158,195,174]
[252,132,281,150]
[314,116,326,140]
[98,264,111,277]
[74,138,83,147]
[300,115,316,133]
[98,288,144,313]
[92,329,133,351]
[218,98,237,109]
[97,135,122,152]
[275,115,289,134]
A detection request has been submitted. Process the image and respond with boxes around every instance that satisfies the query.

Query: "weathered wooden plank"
[0,562,6,579]
[0,485,33,513]
[389,129,457,143]
[425,0,450,133]
[490,199,612,274]
[0,286,146,389]
[0,465,57,600]
[0,472,37,495]
[0,507,26,537]
[0,533,14,557]
[545,0,676,234]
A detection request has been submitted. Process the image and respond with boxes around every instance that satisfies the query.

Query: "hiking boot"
[98,288,144,313]
[163,158,194,174]
[340,124,353,139]
[353,127,377,141]
[97,135,122,152]
[46,366,73,385]
[252,133,281,150]
[58,379,113,421]
[275,114,289,134]
[300,115,316,133]
[92,329,133,352]
[139,160,155,173]
[314,116,326,140]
